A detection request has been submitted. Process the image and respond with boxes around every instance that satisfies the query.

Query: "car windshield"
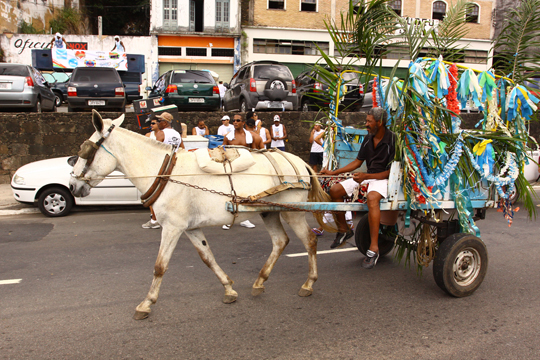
[172,71,213,84]
[73,69,117,82]
[253,65,293,81]
[52,72,70,82]
[0,65,28,76]
[43,73,55,83]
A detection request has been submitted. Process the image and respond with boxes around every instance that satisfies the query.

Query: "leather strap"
[140,154,170,200]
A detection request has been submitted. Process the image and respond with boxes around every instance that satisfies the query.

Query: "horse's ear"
[92,110,104,133]
[112,114,125,128]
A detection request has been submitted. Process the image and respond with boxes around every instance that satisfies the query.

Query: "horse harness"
[71,124,116,183]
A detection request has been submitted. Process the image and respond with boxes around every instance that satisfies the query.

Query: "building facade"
[150,0,242,84]
[242,0,496,77]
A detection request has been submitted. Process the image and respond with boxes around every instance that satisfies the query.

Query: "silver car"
[0,63,56,112]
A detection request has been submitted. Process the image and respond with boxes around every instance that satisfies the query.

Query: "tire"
[31,98,42,113]
[240,98,248,113]
[433,233,488,297]
[37,187,74,217]
[354,213,395,256]
[53,92,62,107]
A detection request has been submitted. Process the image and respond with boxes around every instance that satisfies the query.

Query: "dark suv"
[223,61,298,112]
[295,69,364,112]
[67,67,126,112]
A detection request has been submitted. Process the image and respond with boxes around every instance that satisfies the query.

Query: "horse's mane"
[105,119,174,152]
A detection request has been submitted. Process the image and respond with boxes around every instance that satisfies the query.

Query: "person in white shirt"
[217,115,234,136]
[218,81,227,109]
[145,118,164,142]
[111,35,126,52]
[270,114,287,151]
[309,121,325,172]
[192,119,209,136]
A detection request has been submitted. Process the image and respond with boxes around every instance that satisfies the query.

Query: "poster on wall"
[52,49,128,70]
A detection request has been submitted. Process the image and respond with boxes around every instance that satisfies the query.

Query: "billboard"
[51,49,128,70]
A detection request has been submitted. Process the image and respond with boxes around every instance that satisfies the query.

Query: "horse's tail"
[306,165,338,233]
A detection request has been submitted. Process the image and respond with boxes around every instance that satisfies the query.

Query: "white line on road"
[286,247,358,258]
[0,209,40,216]
[0,279,22,285]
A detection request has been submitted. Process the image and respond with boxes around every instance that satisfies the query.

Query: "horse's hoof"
[133,310,150,320]
[251,287,265,296]
[223,293,238,304]
[298,287,313,297]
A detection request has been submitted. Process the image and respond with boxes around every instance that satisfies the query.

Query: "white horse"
[69,111,330,320]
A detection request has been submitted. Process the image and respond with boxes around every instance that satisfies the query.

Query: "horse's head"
[69,110,125,197]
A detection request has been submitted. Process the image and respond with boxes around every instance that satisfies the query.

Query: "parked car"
[119,71,142,104]
[223,61,298,112]
[0,63,56,112]
[147,69,220,111]
[295,68,364,112]
[11,156,141,217]
[43,71,71,107]
[66,67,126,112]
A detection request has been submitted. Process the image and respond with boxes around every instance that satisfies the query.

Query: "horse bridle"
[71,124,116,183]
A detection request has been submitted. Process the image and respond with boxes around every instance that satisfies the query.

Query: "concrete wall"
[1,111,513,185]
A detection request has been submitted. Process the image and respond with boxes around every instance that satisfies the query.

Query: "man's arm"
[282,125,287,140]
[314,131,324,146]
[111,44,116,51]
[223,136,230,146]
[204,126,209,136]
[155,131,164,142]
[192,128,197,135]
[263,129,272,145]
[309,129,315,143]
[320,159,363,175]
[352,170,390,184]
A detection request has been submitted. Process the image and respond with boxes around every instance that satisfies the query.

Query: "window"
[432,1,446,21]
[186,48,207,56]
[254,39,329,56]
[389,0,401,16]
[211,48,234,57]
[164,0,178,29]
[268,0,284,10]
[464,49,488,64]
[216,0,230,31]
[189,0,204,32]
[159,47,183,56]
[301,0,316,12]
[466,4,479,23]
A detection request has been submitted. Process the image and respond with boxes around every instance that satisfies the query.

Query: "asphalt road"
[1,204,540,359]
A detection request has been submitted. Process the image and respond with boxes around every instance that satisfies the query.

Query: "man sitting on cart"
[320,107,396,269]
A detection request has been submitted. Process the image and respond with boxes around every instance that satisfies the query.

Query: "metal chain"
[166,178,342,215]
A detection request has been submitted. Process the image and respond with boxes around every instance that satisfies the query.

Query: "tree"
[82,0,150,36]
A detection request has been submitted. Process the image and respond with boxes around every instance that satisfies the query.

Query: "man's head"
[273,114,280,125]
[219,81,223,84]
[114,35,120,41]
[221,115,230,126]
[150,118,159,130]
[55,32,61,40]
[197,119,206,129]
[246,118,256,129]
[246,110,254,120]
[314,121,322,131]
[155,112,173,129]
[366,107,387,135]
[233,114,244,130]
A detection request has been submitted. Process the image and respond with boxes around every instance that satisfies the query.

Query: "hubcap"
[453,247,481,286]
[44,193,66,214]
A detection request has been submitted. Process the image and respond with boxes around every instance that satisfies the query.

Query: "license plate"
[188,98,205,103]
[88,100,106,106]
[0,83,11,89]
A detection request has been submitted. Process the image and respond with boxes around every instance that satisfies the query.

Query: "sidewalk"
[0,184,39,215]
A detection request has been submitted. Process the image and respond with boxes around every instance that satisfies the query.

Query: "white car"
[11,156,141,217]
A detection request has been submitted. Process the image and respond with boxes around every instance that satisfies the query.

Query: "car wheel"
[31,98,42,113]
[38,187,74,217]
[54,92,62,107]
[240,98,248,113]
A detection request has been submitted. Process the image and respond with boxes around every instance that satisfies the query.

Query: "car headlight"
[13,174,25,185]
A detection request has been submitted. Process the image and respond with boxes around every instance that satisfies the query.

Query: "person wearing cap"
[49,33,67,49]
[156,112,184,150]
[222,114,257,148]
[192,119,210,136]
[217,115,234,136]
[309,121,325,173]
[111,36,126,52]
[270,114,287,151]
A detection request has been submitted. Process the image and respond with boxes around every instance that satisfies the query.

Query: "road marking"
[0,209,40,216]
[0,279,22,285]
[286,247,358,258]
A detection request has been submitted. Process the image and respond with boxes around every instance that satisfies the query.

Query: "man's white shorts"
[339,178,388,198]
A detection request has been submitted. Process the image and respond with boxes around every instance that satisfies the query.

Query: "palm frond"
[429,0,473,61]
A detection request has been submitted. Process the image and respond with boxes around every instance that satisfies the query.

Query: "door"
[33,68,55,110]
[189,0,204,32]
[163,0,178,30]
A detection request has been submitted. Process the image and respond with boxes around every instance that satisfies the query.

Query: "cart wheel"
[433,233,488,297]
[354,213,395,256]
